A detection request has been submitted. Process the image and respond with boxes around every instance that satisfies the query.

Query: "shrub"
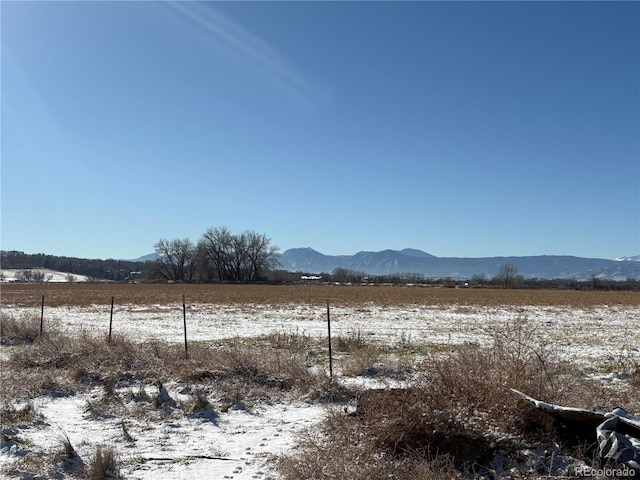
[54,432,84,473]
[0,313,40,346]
[264,329,313,352]
[278,318,611,479]
[0,400,41,425]
[278,407,466,480]
[84,444,121,480]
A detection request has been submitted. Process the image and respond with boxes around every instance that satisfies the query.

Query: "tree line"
[151,227,279,283]
[0,251,147,282]
[312,264,521,287]
[277,263,639,291]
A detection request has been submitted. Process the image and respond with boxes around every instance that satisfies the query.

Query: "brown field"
[1,282,638,308]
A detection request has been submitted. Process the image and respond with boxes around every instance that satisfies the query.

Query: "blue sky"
[2,1,639,260]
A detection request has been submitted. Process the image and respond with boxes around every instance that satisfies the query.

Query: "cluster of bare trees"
[13,270,54,283]
[471,264,522,288]
[152,227,279,283]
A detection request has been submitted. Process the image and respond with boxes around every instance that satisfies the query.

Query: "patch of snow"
[2,302,637,366]
[614,255,640,262]
[0,386,325,480]
[0,269,89,283]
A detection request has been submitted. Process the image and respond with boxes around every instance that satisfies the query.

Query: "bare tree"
[496,263,518,288]
[199,227,279,282]
[14,270,31,283]
[199,227,235,281]
[245,231,280,281]
[331,267,366,283]
[153,238,198,282]
[14,270,53,283]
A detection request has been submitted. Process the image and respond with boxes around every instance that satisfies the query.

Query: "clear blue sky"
[2,1,639,260]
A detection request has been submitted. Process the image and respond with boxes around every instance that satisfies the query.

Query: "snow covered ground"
[18,391,324,480]
[3,302,638,366]
[1,301,639,479]
[0,269,88,283]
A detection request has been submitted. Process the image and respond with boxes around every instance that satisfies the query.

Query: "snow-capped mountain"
[277,248,640,280]
[614,255,640,262]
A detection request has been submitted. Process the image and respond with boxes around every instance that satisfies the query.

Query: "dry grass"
[424,318,603,420]
[2,282,638,308]
[263,329,315,352]
[84,444,121,480]
[1,400,42,426]
[278,407,466,480]
[277,320,640,480]
[53,432,84,474]
[0,315,327,404]
[0,312,41,345]
[334,330,384,377]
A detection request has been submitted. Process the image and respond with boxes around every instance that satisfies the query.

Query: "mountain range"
[275,248,640,281]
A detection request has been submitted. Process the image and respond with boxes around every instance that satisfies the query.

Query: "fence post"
[108,296,114,343]
[183,295,188,359]
[40,295,45,336]
[327,299,333,377]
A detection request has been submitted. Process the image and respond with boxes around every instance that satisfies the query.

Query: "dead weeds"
[277,319,640,480]
[0,315,326,405]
